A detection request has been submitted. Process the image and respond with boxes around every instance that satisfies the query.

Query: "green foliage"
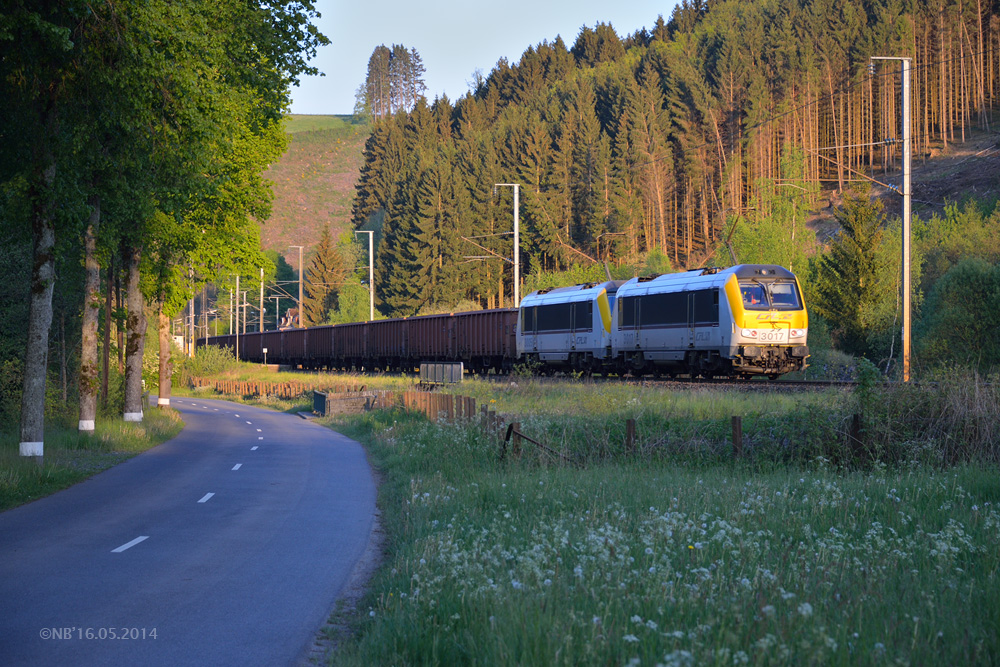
[637,248,673,276]
[327,280,372,324]
[0,359,23,424]
[182,344,239,378]
[914,199,1000,293]
[812,194,921,363]
[732,149,818,271]
[916,258,1000,370]
[522,263,617,294]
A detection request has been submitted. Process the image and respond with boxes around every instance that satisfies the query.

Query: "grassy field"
[0,409,183,511]
[262,114,369,258]
[306,374,999,666]
[283,114,361,134]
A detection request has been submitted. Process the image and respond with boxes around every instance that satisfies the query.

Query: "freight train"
[198,264,808,379]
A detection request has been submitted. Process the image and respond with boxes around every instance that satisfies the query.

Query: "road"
[0,397,376,666]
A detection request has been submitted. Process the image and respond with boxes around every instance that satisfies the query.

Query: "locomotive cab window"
[769,282,802,309]
[520,306,536,333]
[740,282,769,310]
[739,280,802,310]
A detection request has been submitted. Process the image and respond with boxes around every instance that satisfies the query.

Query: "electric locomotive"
[516,280,626,372]
[611,264,809,378]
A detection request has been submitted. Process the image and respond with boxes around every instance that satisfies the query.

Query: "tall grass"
[0,409,183,510]
[321,370,1000,665]
[330,409,998,666]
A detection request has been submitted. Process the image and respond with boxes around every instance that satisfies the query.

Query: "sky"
[289,0,678,115]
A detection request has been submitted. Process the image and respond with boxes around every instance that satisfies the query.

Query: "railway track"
[483,373,855,391]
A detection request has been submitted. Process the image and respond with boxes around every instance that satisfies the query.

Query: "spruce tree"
[302,226,349,326]
[813,195,891,355]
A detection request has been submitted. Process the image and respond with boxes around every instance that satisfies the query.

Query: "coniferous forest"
[352,0,1000,318]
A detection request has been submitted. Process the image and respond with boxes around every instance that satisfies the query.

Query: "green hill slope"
[260,114,369,259]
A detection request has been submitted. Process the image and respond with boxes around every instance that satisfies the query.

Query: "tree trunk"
[123,244,146,422]
[19,159,57,459]
[157,304,172,408]
[117,269,124,371]
[79,196,101,432]
[102,257,112,403]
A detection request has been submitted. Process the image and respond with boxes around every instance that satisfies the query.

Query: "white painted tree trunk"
[123,245,146,423]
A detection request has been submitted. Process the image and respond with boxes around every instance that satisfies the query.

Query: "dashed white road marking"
[234,414,240,418]
[112,536,149,553]
[232,464,242,471]
[251,446,259,451]
[198,493,215,503]
[246,421,252,425]
[257,436,263,440]
[256,429,262,432]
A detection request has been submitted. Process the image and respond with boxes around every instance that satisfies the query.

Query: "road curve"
[0,397,376,666]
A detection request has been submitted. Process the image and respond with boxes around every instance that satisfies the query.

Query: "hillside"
[260,115,369,260]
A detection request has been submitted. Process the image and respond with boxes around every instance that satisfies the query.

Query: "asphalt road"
[0,397,376,666]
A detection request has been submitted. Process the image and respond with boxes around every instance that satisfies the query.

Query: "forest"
[350,0,1000,345]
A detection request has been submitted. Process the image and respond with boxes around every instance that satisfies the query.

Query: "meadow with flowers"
[325,374,999,665]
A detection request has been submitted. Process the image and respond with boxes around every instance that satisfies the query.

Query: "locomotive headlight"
[740,329,757,339]
[789,329,805,339]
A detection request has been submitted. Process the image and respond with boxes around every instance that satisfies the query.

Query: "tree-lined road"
[0,398,376,666]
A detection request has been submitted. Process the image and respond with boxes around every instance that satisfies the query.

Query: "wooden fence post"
[625,418,636,455]
[849,413,864,460]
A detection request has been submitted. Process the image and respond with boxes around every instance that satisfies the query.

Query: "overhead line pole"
[871,56,912,382]
[354,231,375,321]
[290,245,303,327]
[235,275,240,361]
[494,184,520,306]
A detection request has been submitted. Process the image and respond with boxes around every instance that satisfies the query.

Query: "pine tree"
[362,43,427,119]
[813,195,892,355]
[302,226,349,326]
[365,45,392,119]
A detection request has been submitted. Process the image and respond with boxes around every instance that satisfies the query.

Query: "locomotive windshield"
[739,280,802,310]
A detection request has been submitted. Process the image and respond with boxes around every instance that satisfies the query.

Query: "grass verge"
[0,409,183,511]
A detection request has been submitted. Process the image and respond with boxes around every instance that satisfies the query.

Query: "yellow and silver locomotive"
[611,264,809,379]
[515,264,809,379]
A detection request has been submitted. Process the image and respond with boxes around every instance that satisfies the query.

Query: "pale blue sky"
[290,0,678,115]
